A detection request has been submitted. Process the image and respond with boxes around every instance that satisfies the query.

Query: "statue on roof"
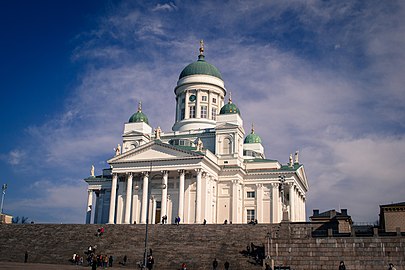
[115,144,121,156]
[196,138,204,151]
[90,165,95,177]
[294,151,299,164]
[155,126,162,140]
[289,153,294,167]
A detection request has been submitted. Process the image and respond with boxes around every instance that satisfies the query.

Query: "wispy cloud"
[0,149,26,166]
[151,2,178,12]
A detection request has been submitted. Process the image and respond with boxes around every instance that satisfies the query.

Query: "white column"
[108,173,118,224]
[271,183,279,223]
[152,196,156,224]
[141,172,149,224]
[232,180,239,223]
[86,190,93,224]
[124,173,133,224]
[256,184,263,223]
[195,169,202,223]
[132,189,139,224]
[289,184,295,222]
[161,171,168,219]
[196,89,200,118]
[178,170,185,219]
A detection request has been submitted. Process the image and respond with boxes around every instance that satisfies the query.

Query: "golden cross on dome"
[251,123,255,133]
[199,40,204,55]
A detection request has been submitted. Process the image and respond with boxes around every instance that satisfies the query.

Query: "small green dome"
[220,97,240,115]
[129,102,149,124]
[244,127,262,144]
[179,54,223,80]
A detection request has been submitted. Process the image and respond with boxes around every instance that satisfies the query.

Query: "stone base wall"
[0,222,404,270]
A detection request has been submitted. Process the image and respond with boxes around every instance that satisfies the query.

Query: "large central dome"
[179,54,223,80]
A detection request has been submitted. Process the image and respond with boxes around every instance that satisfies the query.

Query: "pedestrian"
[388,263,397,270]
[265,263,271,270]
[339,261,346,270]
[224,219,228,224]
[147,255,154,270]
[203,219,207,225]
[24,251,28,263]
[91,255,97,270]
[109,255,114,267]
[212,258,218,270]
[123,255,127,266]
[224,261,230,270]
[181,262,187,270]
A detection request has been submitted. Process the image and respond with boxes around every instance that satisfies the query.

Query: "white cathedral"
[84,42,309,225]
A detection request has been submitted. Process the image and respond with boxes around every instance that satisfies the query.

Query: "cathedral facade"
[84,43,309,225]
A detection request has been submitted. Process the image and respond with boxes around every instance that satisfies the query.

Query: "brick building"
[379,202,405,232]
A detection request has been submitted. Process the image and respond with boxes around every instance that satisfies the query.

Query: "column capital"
[202,171,208,178]
[195,168,202,173]
[271,182,279,188]
[178,169,185,175]
[161,170,169,175]
[142,171,149,177]
[232,179,240,185]
[255,183,263,189]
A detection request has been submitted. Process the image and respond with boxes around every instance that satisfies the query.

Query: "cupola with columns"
[172,40,227,132]
[122,101,152,153]
[243,124,265,159]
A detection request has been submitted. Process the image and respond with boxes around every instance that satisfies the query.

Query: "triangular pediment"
[108,141,202,164]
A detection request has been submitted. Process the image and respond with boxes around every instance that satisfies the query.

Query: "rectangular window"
[212,97,217,103]
[247,191,256,198]
[211,108,217,120]
[189,106,195,118]
[202,96,207,102]
[181,108,185,120]
[201,105,207,118]
[247,209,255,222]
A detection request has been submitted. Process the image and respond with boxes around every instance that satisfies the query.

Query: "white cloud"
[6,178,87,223]
[152,2,178,12]
[0,149,26,166]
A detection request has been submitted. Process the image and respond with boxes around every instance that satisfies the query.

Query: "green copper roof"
[244,127,262,144]
[179,55,223,80]
[129,102,149,124]
[220,97,240,115]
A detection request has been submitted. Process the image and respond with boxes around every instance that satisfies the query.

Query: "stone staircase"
[1,223,404,269]
[0,223,269,269]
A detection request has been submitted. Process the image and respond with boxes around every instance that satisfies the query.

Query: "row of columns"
[107,169,203,224]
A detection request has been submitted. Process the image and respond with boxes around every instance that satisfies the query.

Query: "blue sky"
[1,0,404,223]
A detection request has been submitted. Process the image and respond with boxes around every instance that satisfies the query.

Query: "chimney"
[341,209,348,216]
[313,209,319,216]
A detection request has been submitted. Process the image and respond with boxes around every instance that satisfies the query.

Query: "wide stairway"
[0,223,272,269]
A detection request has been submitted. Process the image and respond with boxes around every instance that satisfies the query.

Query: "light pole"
[279,175,288,221]
[1,184,7,214]
[142,163,167,269]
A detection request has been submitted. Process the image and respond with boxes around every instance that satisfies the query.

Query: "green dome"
[179,55,223,80]
[244,128,262,144]
[220,97,240,115]
[129,102,149,124]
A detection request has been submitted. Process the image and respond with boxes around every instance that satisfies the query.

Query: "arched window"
[223,137,232,154]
